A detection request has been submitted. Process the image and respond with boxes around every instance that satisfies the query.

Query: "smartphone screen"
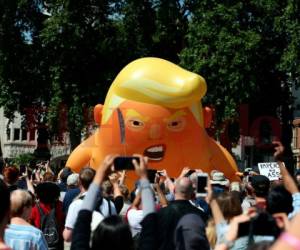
[147,169,157,183]
[19,165,26,175]
[197,174,208,196]
[114,157,139,171]
[237,221,250,237]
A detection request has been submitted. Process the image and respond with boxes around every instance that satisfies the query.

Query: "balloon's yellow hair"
[102,57,207,125]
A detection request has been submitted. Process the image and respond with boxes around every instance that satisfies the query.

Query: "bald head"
[10,190,33,217]
[175,177,194,200]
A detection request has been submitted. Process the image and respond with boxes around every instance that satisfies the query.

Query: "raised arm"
[71,155,116,250]
[273,141,299,194]
[153,174,168,207]
[132,155,155,216]
[25,167,35,194]
[162,169,175,194]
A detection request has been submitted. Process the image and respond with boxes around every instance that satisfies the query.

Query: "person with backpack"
[5,190,47,250]
[63,167,117,243]
[30,182,64,250]
[71,154,134,250]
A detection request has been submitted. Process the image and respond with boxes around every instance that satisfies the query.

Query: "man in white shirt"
[63,167,118,243]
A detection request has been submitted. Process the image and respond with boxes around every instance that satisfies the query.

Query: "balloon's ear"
[94,104,103,124]
[203,106,213,128]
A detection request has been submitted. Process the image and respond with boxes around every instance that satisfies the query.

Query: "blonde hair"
[10,190,33,217]
[102,57,207,125]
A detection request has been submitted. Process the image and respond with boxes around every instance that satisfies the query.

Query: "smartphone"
[114,157,140,171]
[19,165,26,175]
[157,171,165,176]
[147,169,157,183]
[185,169,196,177]
[196,173,208,197]
[237,221,250,237]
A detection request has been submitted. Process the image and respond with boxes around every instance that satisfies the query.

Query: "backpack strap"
[79,194,85,200]
[36,202,57,224]
[95,197,104,215]
[79,194,112,216]
[36,202,45,216]
[107,198,112,216]
[36,202,46,229]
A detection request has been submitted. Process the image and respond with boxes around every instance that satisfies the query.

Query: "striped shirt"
[4,224,48,250]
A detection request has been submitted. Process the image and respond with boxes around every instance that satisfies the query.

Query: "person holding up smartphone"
[144,173,208,250]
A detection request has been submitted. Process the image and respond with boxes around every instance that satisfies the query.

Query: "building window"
[6,128,11,141]
[29,129,35,141]
[13,128,20,141]
[22,129,27,141]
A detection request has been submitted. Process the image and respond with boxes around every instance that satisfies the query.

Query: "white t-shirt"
[127,208,144,237]
[119,201,131,218]
[65,193,117,230]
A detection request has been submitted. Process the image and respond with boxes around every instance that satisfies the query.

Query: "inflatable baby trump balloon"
[66,57,238,181]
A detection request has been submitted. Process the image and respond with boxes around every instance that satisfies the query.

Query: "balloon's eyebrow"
[125,109,150,122]
[167,110,187,121]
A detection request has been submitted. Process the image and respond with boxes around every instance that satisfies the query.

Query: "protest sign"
[258,162,281,181]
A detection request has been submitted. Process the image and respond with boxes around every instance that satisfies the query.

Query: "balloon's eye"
[133,120,143,126]
[167,118,186,132]
[127,119,145,131]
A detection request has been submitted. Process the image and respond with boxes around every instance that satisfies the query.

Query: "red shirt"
[30,201,65,234]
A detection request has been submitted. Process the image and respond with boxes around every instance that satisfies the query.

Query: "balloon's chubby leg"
[66,135,95,173]
[208,138,239,181]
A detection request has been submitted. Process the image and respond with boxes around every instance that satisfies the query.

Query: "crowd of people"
[1,141,300,250]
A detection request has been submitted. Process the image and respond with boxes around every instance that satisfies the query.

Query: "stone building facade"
[0,107,70,165]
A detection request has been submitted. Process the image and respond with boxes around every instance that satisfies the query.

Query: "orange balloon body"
[66,58,238,186]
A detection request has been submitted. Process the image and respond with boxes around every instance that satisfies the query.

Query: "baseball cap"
[67,173,79,186]
[250,175,270,198]
[211,172,230,187]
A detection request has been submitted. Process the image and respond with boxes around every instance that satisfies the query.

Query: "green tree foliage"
[275,0,300,84]
[0,0,48,119]
[120,0,156,61]
[180,0,300,160]
[11,153,35,166]
[180,0,299,122]
[41,0,121,147]
[153,0,197,62]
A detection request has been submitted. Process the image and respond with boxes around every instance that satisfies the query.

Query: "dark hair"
[79,167,95,190]
[231,190,243,204]
[92,215,133,250]
[246,212,280,245]
[251,175,270,198]
[3,166,19,185]
[216,192,242,221]
[0,179,10,223]
[266,185,293,215]
[60,167,72,183]
[36,182,60,204]
[0,160,4,174]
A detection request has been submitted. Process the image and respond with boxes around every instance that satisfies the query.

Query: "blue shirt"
[63,188,80,213]
[288,192,300,219]
[5,224,48,250]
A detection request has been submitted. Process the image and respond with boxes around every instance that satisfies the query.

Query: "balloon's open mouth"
[143,144,165,161]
